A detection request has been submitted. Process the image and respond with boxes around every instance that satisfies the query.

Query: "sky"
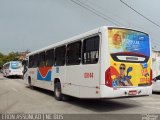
[0,0,160,54]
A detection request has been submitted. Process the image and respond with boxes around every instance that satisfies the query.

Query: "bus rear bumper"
[100,85,152,98]
[9,72,23,76]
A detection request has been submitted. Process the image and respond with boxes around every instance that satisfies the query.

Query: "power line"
[70,0,120,26]
[70,0,118,25]
[84,0,126,26]
[151,41,160,46]
[77,0,121,25]
[150,38,160,51]
[71,0,159,48]
[120,0,160,29]
[86,0,160,38]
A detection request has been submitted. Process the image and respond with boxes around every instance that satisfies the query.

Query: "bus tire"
[54,82,63,101]
[28,77,33,89]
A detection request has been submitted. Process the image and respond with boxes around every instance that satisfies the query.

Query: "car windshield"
[11,61,22,69]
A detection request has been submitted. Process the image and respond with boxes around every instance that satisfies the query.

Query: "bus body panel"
[28,68,37,86]
[100,27,110,86]
[79,86,100,98]
[29,67,56,91]
[64,65,81,97]
[100,85,152,98]
[79,64,100,98]
[63,64,101,98]
[63,34,101,98]
[53,66,66,91]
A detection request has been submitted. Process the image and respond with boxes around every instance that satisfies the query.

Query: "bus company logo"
[37,67,52,81]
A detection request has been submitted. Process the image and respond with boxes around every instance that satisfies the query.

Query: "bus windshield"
[108,28,150,57]
[11,61,22,69]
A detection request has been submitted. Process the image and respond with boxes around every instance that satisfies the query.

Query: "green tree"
[0,52,4,67]
[7,52,20,61]
[0,52,20,68]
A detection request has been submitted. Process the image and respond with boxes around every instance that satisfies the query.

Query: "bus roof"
[27,26,103,56]
[27,26,148,56]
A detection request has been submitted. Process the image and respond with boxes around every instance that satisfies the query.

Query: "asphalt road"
[0,73,160,115]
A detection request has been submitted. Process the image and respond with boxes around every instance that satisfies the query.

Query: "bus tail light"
[105,68,112,87]
[149,69,152,85]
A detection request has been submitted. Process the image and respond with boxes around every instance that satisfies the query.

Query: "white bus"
[24,26,152,100]
[3,61,23,78]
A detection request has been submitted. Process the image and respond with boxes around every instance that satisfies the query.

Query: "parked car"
[3,61,23,78]
[152,75,160,92]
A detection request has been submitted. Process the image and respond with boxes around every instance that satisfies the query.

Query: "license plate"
[128,90,137,95]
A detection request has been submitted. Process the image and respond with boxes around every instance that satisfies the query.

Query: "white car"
[3,61,23,78]
[152,75,160,92]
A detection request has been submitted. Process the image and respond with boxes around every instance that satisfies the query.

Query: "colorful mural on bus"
[37,67,52,81]
[106,28,151,87]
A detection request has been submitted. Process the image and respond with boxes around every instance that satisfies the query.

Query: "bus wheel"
[54,82,63,101]
[28,77,32,88]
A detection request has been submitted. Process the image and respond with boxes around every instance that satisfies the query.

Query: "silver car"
[152,75,160,92]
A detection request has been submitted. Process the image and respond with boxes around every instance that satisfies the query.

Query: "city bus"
[3,61,23,78]
[24,26,152,100]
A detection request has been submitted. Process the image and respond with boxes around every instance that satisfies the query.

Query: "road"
[0,73,160,114]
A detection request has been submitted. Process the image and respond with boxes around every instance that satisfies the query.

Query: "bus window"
[11,61,22,69]
[4,63,10,69]
[33,54,39,68]
[7,63,10,69]
[66,41,81,65]
[46,49,54,67]
[55,46,66,66]
[29,55,34,68]
[82,35,100,64]
[39,52,46,67]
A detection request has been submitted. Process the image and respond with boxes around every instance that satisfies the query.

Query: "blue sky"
[0,0,160,54]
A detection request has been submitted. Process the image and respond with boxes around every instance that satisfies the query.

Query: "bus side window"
[66,41,81,65]
[29,55,34,68]
[46,49,54,67]
[33,54,39,68]
[39,52,46,67]
[5,63,10,69]
[82,35,100,64]
[55,46,66,66]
